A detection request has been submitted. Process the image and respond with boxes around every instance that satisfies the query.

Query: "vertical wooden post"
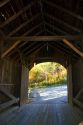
[20,65,28,105]
[0,39,3,84]
[67,63,73,105]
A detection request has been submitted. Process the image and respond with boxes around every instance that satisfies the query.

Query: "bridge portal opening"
[28,62,68,103]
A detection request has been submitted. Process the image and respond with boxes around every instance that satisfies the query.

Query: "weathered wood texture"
[67,61,73,105]
[0,59,21,103]
[72,58,83,97]
[20,65,28,105]
[0,97,83,125]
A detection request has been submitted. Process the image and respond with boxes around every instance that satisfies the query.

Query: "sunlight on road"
[38,86,67,101]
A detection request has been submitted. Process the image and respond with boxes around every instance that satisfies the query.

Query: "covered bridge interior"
[0,0,83,124]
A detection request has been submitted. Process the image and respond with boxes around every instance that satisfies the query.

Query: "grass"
[30,80,67,88]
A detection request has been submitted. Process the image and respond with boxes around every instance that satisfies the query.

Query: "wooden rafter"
[22,42,38,53]
[46,29,57,35]
[44,0,83,21]
[48,44,68,56]
[22,22,43,36]
[1,23,42,58]
[63,39,83,58]
[1,41,21,58]
[19,30,43,48]
[2,30,43,58]
[8,13,40,36]
[0,1,35,28]
[45,13,81,32]
[51,42,78,58]
[27,43,46,58]
[25,43,43,56]
[45,28,82,56]
[45,22,68,35]
[0,0,10,7]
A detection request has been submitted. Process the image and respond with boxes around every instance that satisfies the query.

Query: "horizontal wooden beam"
[2,35,81,41]
[1,24,42,58]
[19,30,43,48]
[63,39,83,57]
[1,30,43,59]
[44,0,83,21]
[0,0,10,7]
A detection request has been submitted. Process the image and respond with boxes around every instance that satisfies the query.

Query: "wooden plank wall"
[0,59,21,103]
[72,58,83,97]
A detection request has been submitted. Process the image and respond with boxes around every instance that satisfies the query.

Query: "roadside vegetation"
[29,62,67,88]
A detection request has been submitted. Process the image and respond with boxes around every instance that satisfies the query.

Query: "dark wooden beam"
[25,43,43,56]
[27,43,46,58]
[23,42,38,53]
[0,1,35,28]
[19,30,43,48]
[2,35,81,41]
[63,39,83,57]
[45,22,68,35]
[1,41,21,58]
[45,30,79,58]
[22,22,43,36]
[44,0,83,21]
[49,43,73,57]
[0,98,19,111]
[51,42,78,58]
[0,87,17,100]
[0,0,10,7]
[1,24,42,58]
[3,30,43,59]
[45,13,81,32]
[8,13,40,36]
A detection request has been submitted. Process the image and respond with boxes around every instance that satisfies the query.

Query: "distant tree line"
[29,62,67,88]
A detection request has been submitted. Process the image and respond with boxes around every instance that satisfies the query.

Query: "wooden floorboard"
[0,97,83,125]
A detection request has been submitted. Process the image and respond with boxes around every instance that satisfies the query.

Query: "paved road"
[30,85,67,104]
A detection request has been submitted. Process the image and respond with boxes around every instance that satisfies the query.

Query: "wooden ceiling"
[0,0,83,65]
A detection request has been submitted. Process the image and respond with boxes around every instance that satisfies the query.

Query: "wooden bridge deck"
[0,96,83,125]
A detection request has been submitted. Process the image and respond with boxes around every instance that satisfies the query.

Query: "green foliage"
[29,62,67,88]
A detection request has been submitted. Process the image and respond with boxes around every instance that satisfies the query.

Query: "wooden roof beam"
[63,39,83,58]
[22,42,38,53]
[25,43,43,56]
[44,0,83,22]
[2,35,81,41]
[0,1,35,28]
[8,13,40,36]
[48,44,69,56]
[0,0,10,7]
[27,43,46,58]
[19,30,43,48]
[45,13,81,33]
[1,30,43,58]
[22,22,43,36]
[45,22,68,35]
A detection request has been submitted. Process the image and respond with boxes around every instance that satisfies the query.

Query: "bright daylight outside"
[28,62,67,103]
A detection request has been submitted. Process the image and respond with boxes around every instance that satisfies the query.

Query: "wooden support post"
[67,60,73,105]
[20,65,28,105]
